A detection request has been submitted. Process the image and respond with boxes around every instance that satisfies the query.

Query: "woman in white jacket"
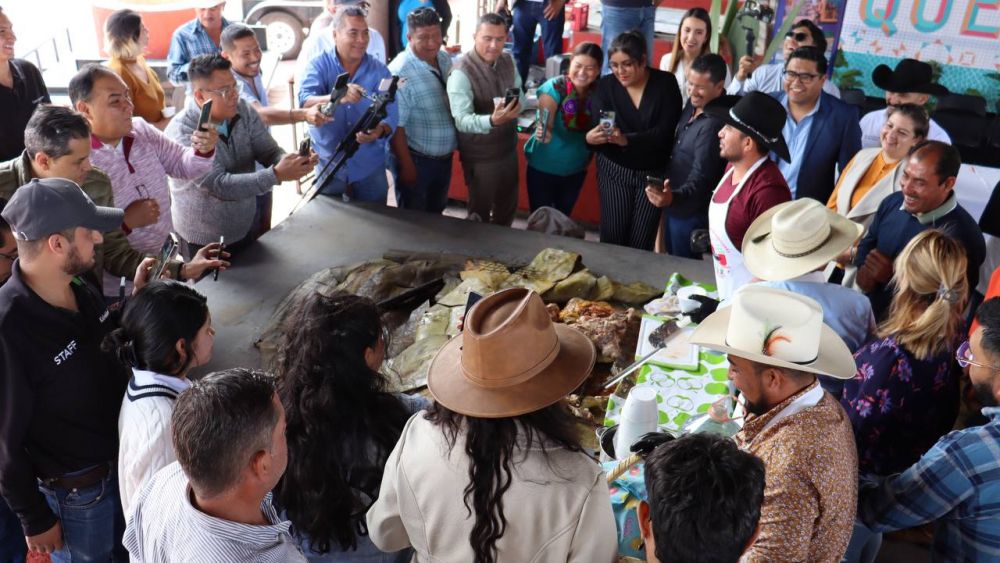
[106,280,215,514]
[366,288,618,563]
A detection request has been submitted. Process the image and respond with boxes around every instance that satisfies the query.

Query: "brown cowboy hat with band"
[427,288,596,418]
[872,59,949,96]
[705,92,791,163]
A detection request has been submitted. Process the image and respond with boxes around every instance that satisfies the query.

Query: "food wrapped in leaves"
[437,277,494,307]
[592,276,615,301]
[386,335,450,392]
[414,305,451,341]
[460,260,510,288]
[544,269,597,303]
[612,281,660,304]
[501,248,580,294]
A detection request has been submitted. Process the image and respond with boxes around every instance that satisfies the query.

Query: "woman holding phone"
[524,42,603,216]
[110,280,214,514]
[586,31,683,250]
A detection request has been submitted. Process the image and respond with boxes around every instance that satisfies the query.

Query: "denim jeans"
[38,466,128,563]
[600,4,656,74]
[841,519,883,563]
[397,153,453,214]
[512,0,566,84]
[320,167,390,204]
[298,532,413,563]
[526,165,586,216]
[0,498,26,563]
[662,212,708,259]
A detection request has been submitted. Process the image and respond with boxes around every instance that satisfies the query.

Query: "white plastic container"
[614,386,659,459]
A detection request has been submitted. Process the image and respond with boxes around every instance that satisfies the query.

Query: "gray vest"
[452,50,518,164]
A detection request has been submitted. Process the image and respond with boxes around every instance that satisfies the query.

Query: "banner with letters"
[833,0,1000,100]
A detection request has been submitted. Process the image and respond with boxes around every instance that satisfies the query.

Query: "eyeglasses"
[783,70,820,84]
[201,84,239,100]
[957,340,999,370]
[785,31,810,42]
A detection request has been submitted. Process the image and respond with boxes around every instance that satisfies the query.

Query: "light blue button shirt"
[777,93,820,198]
[235,71,268,107]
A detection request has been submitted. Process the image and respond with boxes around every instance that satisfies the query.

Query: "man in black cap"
[859,59,951,148]
[0,178,153,560]
[703,91,792,300]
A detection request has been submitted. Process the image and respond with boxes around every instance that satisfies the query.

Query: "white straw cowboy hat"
[428,288,596,418]
[742,199,864,281]
[690,286,856,379]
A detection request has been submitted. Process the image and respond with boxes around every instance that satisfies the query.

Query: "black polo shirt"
[0,262,127,535]
[0,59,51,162]
[665,102,727,219]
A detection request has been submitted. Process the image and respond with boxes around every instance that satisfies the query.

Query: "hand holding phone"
[504,87,520,107]
[197,99,214,132]
[150,234,179,281]
[298,138,311,157]
[213,236,225,281]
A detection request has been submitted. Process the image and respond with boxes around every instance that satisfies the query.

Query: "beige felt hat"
[690,285,856,379]
[742,199,864,281]
[427,288,596,418]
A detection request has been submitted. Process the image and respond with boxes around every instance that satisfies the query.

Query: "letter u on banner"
[911,0,953,32]
[861,0,900,35]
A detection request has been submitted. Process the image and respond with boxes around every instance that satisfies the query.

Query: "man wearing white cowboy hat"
[741,198,875,395]
[702,92,792,300]
[367,288,618,562]
[859,58,951,149]
[690,285,858,561]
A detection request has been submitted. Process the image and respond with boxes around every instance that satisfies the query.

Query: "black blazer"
[588,68,683,172]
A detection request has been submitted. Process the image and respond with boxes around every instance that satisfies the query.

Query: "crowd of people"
[0,0,998,561]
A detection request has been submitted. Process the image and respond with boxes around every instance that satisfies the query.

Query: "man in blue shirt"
[769,46,860,203]
[858,297,1000,560]
[300,6,398,203]
[167,1,230,86]
[387,7,456,214]
[853,141,985,321]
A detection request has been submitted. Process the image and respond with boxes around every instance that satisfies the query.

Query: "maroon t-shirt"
[712,159,792,249]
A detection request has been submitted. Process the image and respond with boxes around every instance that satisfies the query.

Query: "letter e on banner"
[962,0,1000,38]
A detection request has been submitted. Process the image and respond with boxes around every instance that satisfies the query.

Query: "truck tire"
[260,10,304,60]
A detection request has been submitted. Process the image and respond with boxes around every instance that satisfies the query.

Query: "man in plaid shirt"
[859,297,1000,560]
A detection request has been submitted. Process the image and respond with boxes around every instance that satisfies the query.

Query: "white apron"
[709,157,768,300]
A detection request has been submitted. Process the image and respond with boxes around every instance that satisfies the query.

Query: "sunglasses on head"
[785,31,810,42]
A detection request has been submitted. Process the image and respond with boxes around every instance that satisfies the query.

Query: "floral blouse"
[841,335,961,476]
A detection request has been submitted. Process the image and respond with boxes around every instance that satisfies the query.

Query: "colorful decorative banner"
[834,0,1000,99]
[774,0,851,73]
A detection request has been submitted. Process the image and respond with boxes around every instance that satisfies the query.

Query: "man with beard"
[859,297,1000,560]
[0,179,157,560]
[690,285,858,561]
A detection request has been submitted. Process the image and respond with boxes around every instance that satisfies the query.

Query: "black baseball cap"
[1,178,124,242]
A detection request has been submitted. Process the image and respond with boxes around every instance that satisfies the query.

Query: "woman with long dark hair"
[658,7,731,104]
[273,292,426,562]
[586,30,683,250]
[109,280,213,513]
[367,288,617,563]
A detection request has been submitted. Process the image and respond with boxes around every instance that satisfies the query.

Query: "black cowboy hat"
[871,59,949,96]
[705,92,791,163]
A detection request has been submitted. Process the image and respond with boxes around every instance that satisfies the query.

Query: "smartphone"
[323,72,352,115]
[464,291,483,317]
[197,99,213,132]
[150,233,179,281]
[213,235,225,282]
[645,176,665,187]
[504,87,519,106]
[536,107,550,142]
[599,110,615,132]
[298,137,311,157]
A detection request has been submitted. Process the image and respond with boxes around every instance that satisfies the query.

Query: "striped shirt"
[124,462,306,562]
[387,48,456,157]
[89,118,213,295]
[859,407,1000,560]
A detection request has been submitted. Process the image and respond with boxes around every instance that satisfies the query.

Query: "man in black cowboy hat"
[702,91,792,300]
[859,58,951,148]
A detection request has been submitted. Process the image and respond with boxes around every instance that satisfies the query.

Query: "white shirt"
[858,108,952,149]
[727,62,841,98]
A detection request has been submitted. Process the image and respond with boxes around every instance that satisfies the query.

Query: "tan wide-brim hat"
[690,285,856,379]
[428,288,596,418]
[743,199,864,282]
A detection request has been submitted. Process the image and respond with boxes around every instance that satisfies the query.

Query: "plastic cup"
[615,386,659,458]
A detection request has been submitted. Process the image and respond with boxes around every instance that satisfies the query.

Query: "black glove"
[630,431,676,456]
[688,294,720,324]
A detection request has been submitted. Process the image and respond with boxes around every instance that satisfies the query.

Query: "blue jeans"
[397,153,453,214]
[526,165,586,216]
[662,213,708,259]
[0,498,26,563]
[842,519,883,563]
[38,466,128,562]
[320,167,390,203]
[600,4,656,74]
[299,531,413,563]
[512,0,566,84]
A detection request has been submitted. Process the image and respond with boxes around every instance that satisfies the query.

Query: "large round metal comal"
[260,10,304,59]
